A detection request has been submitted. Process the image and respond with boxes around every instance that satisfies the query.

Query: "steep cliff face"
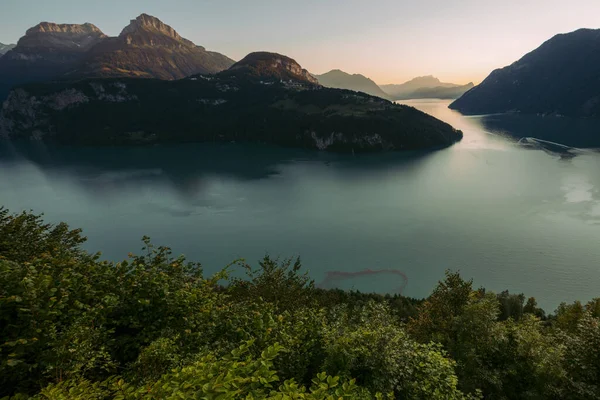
[450,28,600,117]
[119,13,193,47]
[0,14,234,100]
[73,14,234,80]
[17,22,107,51]
[226,52,318,84]
[0,81,143,140]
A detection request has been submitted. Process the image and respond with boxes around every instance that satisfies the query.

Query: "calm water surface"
[1,99,600,311]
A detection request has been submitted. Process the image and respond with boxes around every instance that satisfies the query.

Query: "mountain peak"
[25,22,105,36]
[227,52,318,84]
[15,22,107,52]
[408,75,441,85]
[119,13,191,46]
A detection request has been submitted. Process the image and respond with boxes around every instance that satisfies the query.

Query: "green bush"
[1,208,599,399]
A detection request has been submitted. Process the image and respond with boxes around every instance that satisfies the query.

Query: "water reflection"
[479,113,600,148]
[0,140,439,199]
[403,100,600,148]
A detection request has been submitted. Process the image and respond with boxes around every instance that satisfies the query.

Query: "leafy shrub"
[0,208,598,399]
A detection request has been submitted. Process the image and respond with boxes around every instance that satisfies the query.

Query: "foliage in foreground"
[0,207,599,399]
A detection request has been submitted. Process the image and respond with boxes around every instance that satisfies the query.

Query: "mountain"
[450,29,600,117]
[0,43,16,56]
[0,52,462,152]
[0,22,107,99]
[381,76,467,100]
[223,52,318,84]
[314,70,391,99]
[72,14,234,80]
[406,83,474,99]
[0,14,234,100]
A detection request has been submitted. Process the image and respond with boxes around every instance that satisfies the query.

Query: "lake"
[1,99,600,311]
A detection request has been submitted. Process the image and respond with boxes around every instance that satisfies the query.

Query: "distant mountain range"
[313,72,471,101]
[0,43,16,56]
[315,70,392,99]
[0,14,234,100]
[450,28,600,118]
[0,51,462,152]
[381,76,473,100]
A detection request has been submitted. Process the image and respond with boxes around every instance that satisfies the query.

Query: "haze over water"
[1,100,600,311]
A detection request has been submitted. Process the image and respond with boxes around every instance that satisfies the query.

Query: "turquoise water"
[1,99,600,311]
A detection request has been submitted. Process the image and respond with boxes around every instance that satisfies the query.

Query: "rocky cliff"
[17,22,107,51]
[73,14,234,80]
[0,52,462,152]
[0,22,107,99]
[450,28,600,117]
[0,14,234,100]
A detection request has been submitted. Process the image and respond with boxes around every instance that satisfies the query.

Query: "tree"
[561,312,600,399]
[323,301,475,399]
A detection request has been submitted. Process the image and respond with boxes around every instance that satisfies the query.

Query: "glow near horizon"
[1,0,599,85]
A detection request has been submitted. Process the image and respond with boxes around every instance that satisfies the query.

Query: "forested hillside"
[0,208,598,399]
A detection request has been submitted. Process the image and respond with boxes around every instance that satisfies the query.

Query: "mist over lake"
[1,99,600,311]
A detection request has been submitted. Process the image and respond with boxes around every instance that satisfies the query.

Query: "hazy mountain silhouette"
[450,28,600,117]
[0,42,16,56]
[381,76,468,100]
[406,83,474,99]
[315,69,391,99]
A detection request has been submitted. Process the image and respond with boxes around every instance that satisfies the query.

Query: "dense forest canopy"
[0,207,599,399]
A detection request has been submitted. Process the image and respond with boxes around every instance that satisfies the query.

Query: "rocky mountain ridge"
[0,14,234,100]
[118,13,194,47]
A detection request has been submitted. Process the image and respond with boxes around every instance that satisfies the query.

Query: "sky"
[1,0,600,84]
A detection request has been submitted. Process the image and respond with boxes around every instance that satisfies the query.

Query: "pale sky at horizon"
[1,0,599,85]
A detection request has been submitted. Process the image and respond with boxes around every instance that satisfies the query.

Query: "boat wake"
[517,137,596,158]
